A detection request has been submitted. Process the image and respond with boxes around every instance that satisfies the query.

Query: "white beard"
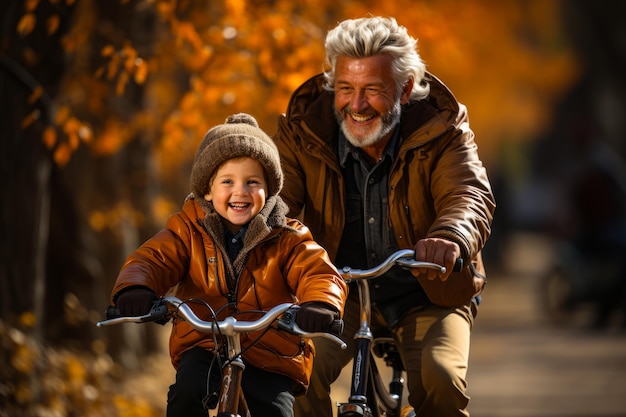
[336,100,402,148]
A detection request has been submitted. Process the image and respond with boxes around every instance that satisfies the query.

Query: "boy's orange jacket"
[111,196,347,395]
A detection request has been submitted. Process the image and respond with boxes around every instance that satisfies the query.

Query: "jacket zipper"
[405,205,416,243]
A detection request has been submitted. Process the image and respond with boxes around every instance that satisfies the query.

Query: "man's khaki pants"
[294,292,477,417]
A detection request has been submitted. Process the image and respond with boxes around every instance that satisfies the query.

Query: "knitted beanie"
[190,113,283,200]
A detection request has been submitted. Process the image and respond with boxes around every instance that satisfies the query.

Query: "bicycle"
[336,249,459,417]
[97,297,346,417]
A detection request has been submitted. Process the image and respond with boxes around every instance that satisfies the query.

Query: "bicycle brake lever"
[395,258,464,274]
[396,259,447,273]
[147,300,170,324]
[276,306,299,332]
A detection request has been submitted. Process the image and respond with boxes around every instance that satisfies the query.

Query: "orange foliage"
[92,119,133,155]
[46,14,61,35]
[20,110,40,129]
[28,85,43,103]
[1,319,163,416]
[53,142,72,166]
[17,13,36,36]
[24,0,40,12]
[18,0,578,175]
[43,126,57,149]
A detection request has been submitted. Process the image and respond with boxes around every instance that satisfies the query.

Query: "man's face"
[333,54,410,148]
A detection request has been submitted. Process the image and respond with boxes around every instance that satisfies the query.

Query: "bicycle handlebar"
[340,249,462,281]
[97,297,346,349]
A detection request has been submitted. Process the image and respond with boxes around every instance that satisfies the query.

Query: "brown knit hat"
[190,113,283,199]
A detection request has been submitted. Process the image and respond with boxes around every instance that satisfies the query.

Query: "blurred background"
[1,0,625,416]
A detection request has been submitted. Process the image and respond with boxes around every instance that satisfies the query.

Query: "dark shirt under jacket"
[335,128,431,329]
[225,225,247,263]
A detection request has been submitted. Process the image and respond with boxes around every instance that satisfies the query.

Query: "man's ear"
[400,77,414,104]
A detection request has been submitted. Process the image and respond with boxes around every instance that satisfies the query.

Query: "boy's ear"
[204,193,212,201]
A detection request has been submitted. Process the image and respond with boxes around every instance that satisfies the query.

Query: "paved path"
[463,233,626,417]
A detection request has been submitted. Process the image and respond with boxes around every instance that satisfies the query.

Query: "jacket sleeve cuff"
[427,228,471,260]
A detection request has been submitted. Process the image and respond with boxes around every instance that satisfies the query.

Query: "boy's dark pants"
[167,346,296,417]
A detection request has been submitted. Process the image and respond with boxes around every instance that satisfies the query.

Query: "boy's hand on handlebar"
[295,302,339,333]
[413,238,461,281]
[115,287,158,316]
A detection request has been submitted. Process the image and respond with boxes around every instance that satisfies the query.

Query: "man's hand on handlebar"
[413,238,461,281]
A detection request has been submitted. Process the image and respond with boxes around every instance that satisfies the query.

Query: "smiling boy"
[109,113,347,417]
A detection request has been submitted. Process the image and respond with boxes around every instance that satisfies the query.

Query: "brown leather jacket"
[111,195,347,394]
[273,73,495,307]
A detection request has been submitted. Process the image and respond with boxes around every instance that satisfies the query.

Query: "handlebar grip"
[328,319,344,336]
[453,258,463,272]
[102,300,170,323]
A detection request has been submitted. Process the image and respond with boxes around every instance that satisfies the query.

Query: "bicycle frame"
[337,249,446,417]
[97,297,345,417]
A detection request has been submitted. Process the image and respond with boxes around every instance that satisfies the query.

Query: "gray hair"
[323,16,430,101]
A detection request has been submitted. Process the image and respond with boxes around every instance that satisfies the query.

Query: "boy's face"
[205,157,268,233]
